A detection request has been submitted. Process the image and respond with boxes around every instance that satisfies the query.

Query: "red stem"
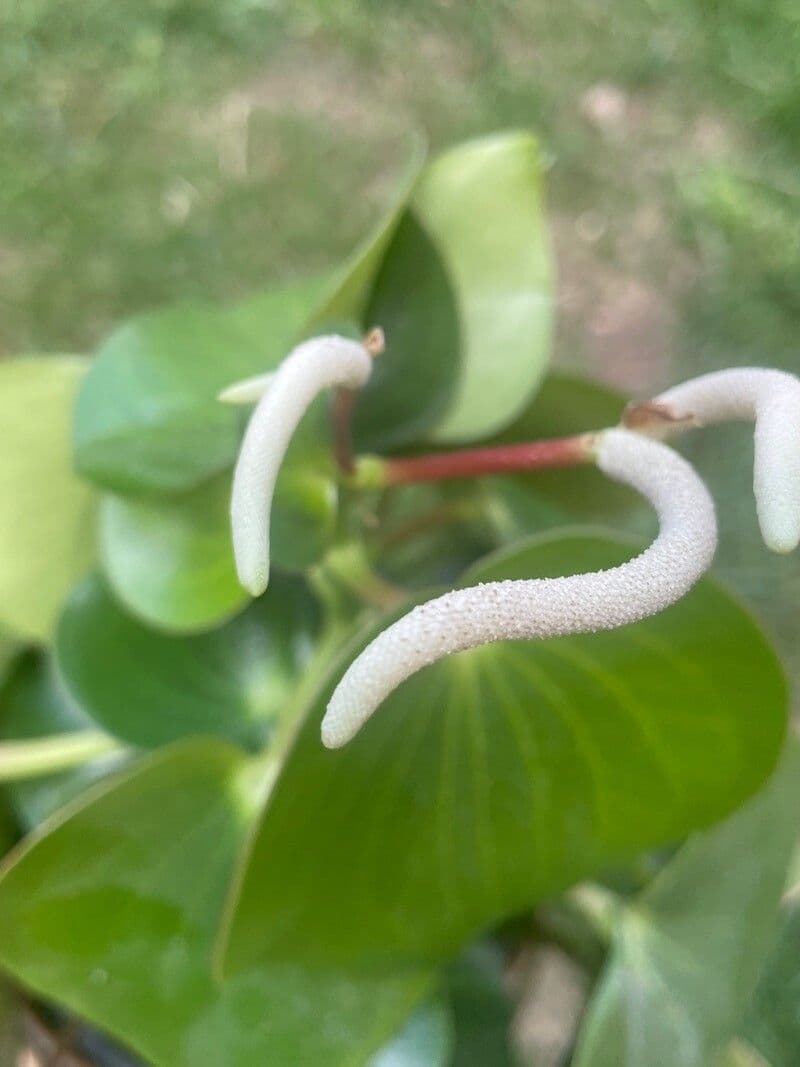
[384,434,594,485]
[331,388,358,475]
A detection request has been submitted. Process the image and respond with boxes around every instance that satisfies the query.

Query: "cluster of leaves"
[0,132,796,1066]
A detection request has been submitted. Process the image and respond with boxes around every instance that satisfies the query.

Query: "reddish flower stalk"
[383,433,595,485]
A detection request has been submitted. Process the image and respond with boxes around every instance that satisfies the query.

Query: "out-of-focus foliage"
[0,358,95,641]
[573,744,800,1067]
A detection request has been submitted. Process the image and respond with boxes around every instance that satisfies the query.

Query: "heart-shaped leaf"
[99,474,247,634]
[57,572,321,749]
[74,303,277,494]
[0,357,96,642]
[421,131,552,443]
[572,743,800,1067]
[0,740,432,1067]
[223,531,786,974]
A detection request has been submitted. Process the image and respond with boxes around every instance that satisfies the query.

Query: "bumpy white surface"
[653,368,800,554]
[321,428,718,749]
[230,335,373,595]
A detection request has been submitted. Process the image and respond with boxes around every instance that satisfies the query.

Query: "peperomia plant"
[0,131,798,1067]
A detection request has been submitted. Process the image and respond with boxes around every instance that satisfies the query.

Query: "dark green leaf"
[99,474,247,634]
[448,944,516,1067]
[573,743,800,1067]
[57,572,321,749]
[355,131,552,450]
[0,357,96,642]
[354,212,461,450]
[224,531,786,973]
[0,741,431,1067]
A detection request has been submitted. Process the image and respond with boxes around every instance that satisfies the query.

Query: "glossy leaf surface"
[99,475,247,633]
[225,532,786,973]
[73,301,307,494]
[57,572,321,749]
[354,131,552,449]
[0,741,430,1067]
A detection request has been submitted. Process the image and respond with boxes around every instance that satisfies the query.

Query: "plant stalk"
[380,432,596,486]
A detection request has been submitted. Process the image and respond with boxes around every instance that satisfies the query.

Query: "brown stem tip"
[363,326,385,356]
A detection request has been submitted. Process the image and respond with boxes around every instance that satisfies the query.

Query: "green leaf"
[57,572,321,749]
[422,131,552,443]
[0,741,431,1067]
[448,944,516,1067]
[353,211,461,450]
[99,474,248,634]
[0,655,129,831]
[742,896,800,1065]
[354,131,552,450]
[223,531,786,974]
[370,999,453,1067]
[0,357,96,642]
[572,743,800,1067]
[73,300,306,495]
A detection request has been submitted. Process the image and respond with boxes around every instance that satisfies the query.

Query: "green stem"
[0,731,123,782]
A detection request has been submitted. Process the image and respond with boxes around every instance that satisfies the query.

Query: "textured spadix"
[651,368,800,554]
[229,335,373,596]
[322,428,717,748]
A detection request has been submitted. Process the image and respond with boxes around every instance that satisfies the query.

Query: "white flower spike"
[229,333,380,596]
[321,428,717,749]
[640,368,800,555]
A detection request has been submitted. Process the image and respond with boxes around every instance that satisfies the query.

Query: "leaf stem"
[378,432,597,486]
[0,731,123,782]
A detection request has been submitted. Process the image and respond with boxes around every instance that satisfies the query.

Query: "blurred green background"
[2,0,799,650]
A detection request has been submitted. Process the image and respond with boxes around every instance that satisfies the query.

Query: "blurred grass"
[1,0,799,659]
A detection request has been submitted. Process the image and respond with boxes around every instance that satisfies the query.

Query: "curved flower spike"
[645,368,800,554]
[321,428,717,748]
[229,334,376,596]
